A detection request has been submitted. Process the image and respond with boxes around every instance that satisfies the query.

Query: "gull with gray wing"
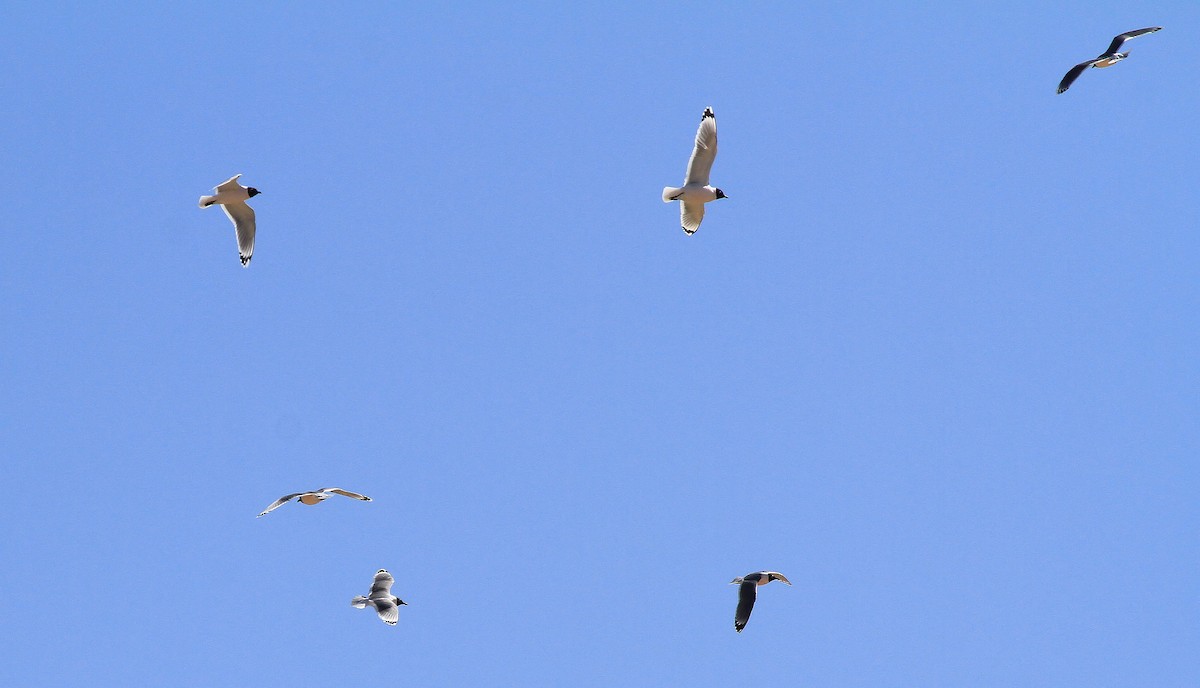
[256,487,372,517]
[351,569,407,625]
[1057,27,1162,94]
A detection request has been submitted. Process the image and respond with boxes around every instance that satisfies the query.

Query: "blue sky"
[1,1,1197,685]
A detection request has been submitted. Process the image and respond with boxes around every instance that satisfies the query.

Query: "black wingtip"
[701,107,715,120]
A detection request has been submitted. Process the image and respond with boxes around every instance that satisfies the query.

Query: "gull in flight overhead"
[1057,27,1162,94]
[662,107,727,235]
[351,569,407,625]
[198,174,261,266]
[256,487,372,517]
[730,571,791,633]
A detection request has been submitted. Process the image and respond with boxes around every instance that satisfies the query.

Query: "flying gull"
[198,174,261,266]
[1057,27,1162,94]
[662,107,727,235]
[730,571,791,633]
[256,487,372,517]
[351,569,407,625]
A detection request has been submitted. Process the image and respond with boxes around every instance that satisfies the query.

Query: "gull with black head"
[730,571,791,633]
[662,107,727,235]
[198,173,261,266]
[351,569,408,626]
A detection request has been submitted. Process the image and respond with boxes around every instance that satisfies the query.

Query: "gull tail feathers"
[198,195,218,209]
[350,596,369,609]
[662,186,684,203]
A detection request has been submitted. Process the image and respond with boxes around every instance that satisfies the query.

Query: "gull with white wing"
[198,173,261,266]
[351,569,407,626]
[256,487,372,517]
[662,107,727,235]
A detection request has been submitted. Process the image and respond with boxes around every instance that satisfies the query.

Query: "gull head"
[715,188,728,200]
[394,598,408,606]
[248,187,261,198]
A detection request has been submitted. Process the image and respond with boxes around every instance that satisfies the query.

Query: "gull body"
[1057,27,1162,94]
[351,569,407,625]
[198,174,261,266]
[662,107,727,235]
[730,571,791,633]
[256,487,372,517]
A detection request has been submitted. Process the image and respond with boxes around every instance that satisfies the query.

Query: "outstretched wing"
[684,107,718,186]
[369,570,395,597]
[734,579,758,632]
[221,201,256,267]
[681,201,705,235]
[767,572,792,585]
[1057,60,1098,94]
[373,598,399,625]
[1105,26,1161,56]
[257,493,302,517]
[320,487,372,501]
[214,174,243,193]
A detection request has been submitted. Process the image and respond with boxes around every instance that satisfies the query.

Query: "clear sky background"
[1,1,1197,685]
